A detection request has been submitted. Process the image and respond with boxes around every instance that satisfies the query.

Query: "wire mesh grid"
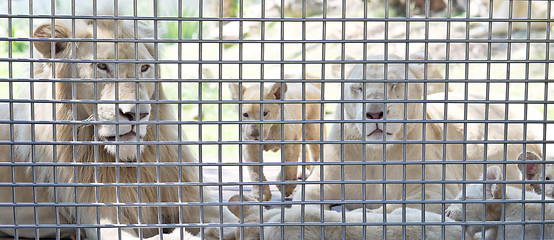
[0,0,553,239]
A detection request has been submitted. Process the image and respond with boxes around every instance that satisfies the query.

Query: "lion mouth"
[367,129,393,137]
[104,131,140,141]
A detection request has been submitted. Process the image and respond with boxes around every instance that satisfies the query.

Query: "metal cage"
[0,0,552,239]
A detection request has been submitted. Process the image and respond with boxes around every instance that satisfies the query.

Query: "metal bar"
[1,0,552,239]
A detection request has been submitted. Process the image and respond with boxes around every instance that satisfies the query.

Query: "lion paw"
[369,206,384,214]
[445,205,462,221]
[249,186,272,201]
[276,184,296,198]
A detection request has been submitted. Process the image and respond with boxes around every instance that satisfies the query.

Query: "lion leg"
[369,204,404,214]
[243,145,271,201]
[195,190,238,240]
[303,122,322,179]
[276,144,300,197]
[292,176,334,210]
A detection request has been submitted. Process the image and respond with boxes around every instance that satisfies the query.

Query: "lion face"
[80,42,155,160]
[345,81,405,141]
[542,166,554,198]
[344,62,423,150]
[517,152,554,198]
[229,83,286,141]
[33,20,157,161]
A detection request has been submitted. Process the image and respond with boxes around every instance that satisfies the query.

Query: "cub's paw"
[445,205,462,221]
[276,183,296,198]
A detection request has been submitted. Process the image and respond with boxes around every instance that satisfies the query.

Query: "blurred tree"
[386,0,463,16]
[209,0,236,17]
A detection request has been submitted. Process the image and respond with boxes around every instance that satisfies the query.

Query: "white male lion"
[0,19,235,240]
[294,55,543,214]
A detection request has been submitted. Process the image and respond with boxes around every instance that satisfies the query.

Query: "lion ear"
[269,83,287,100]
[517,151,542,180]
[484,166,503,199]
[33,23,71,58]
[229,83,247,100]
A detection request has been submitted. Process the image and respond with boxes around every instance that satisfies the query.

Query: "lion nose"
[366,111,384,119]
[250,129,260,139]
[119,109,149,121]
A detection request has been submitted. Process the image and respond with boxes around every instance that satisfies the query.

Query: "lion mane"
[0,15,235,240]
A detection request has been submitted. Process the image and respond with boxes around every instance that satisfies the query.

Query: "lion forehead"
[80,21,154,61]
[346,82,386,100]
[242,104,260,116]
[242,86,266,100]
[91,42,152,60]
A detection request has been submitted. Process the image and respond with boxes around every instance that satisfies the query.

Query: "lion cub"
[229,83,322,200]
[517,151,554,198]
[227,195,467,240]
[445,165,554,240]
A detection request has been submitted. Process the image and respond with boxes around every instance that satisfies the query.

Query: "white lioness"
[294,55,543,214]
[227,194,468,240]
[445,165,554,240]
[229,82,322,201]
[0,19,235,240]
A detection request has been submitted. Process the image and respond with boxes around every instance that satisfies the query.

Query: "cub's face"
[230,83,286,141]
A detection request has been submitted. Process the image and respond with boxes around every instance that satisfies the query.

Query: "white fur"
[228,195,467,240]
[293,54,544,214]
[470,0,554,36]
[446,166,554,240]
[0,18,236,240]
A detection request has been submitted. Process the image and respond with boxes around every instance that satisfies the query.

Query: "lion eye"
[97,63,108,71]
[141,65,150,72]
[243,113,249,118]
[263,111,269,117]
[352,85,363,92]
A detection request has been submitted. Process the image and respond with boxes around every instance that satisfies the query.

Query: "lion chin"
[101,129,147,161]
[103,144,145,161]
